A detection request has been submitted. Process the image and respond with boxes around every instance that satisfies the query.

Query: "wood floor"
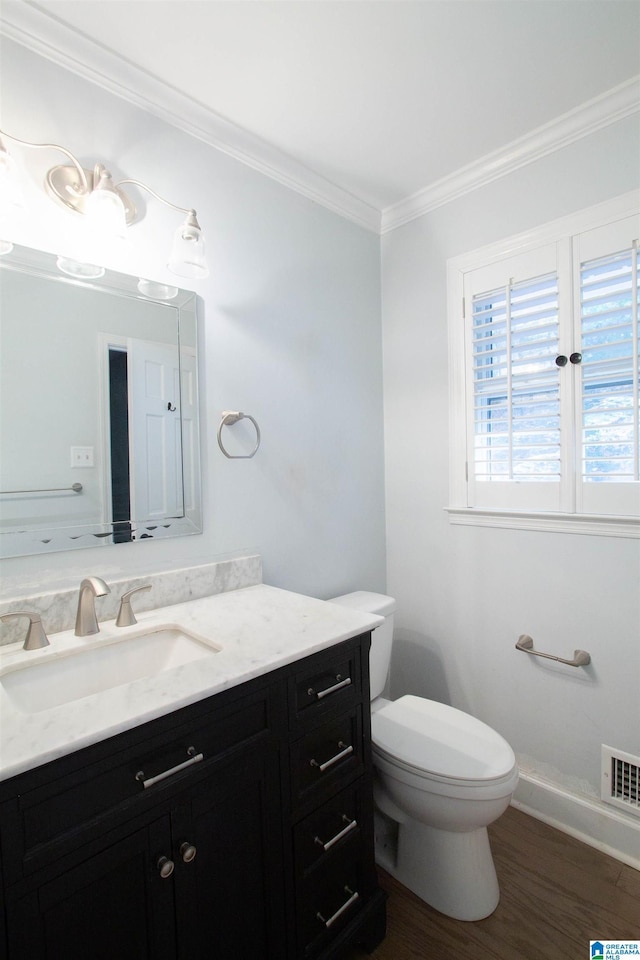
[348,806,640,960]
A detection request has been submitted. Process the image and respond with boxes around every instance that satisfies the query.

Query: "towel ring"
[217,411,261,459]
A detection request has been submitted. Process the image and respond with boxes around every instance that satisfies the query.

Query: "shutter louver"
[580,246,639,484]
[472,273,561,483]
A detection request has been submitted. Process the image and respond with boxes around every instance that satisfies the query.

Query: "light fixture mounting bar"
[117,178,192,216]
[0,129,91,194]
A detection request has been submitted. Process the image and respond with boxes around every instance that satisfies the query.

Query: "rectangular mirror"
[0,244,202,558]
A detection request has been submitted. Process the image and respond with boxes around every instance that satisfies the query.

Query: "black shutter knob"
[555,355,568,367]
[570,352,583,364]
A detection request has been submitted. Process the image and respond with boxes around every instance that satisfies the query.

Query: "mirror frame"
[0,244,202,558]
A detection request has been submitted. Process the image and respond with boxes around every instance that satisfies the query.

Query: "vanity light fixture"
[0,138,26,212]
[0,139,23,257]
[0,130,210,280]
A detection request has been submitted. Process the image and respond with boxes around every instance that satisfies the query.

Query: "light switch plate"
[70,446,94,468]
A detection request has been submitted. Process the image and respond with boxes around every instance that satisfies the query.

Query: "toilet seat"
[373,747,518,803]
[371,695,517,785]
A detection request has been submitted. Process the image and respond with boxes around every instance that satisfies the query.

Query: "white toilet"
[329,591,518,922]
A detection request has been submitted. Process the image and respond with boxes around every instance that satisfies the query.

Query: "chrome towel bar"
[516,634,591,667]
[0,482,83,495]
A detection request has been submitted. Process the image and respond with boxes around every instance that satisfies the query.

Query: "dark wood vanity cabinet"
[0,683,286,960]
[0,633,386,960]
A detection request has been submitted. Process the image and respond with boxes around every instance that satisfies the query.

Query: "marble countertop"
[0,584,381,782]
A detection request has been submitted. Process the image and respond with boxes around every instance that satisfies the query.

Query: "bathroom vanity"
[0,585,387,959]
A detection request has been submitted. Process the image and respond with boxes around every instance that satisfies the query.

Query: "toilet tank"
[328,592,396,700]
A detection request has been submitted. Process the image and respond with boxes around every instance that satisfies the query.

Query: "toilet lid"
[371,695,516,782]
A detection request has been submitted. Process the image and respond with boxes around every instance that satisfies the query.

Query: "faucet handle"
[116,585,152,627]
[1,612,50,651]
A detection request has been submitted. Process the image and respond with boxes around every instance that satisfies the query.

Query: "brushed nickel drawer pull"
[135,746,204,789]
[314,815,358,851]
[308,676,352,700]
[316,887,360,928]
[310,741,353,773]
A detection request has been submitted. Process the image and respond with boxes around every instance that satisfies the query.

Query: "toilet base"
[377,818,500,921]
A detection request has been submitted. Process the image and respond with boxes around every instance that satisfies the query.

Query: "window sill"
[445,508,639,539]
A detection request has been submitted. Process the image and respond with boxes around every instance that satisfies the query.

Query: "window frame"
[447,191,639,538]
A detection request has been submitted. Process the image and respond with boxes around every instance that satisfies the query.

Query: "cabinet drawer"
[296,844,374,957]
[289,638,364,734]
[293,781,364,878]
[1,686,275,881]
[291,708,364,813]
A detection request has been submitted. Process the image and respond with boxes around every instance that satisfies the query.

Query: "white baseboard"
[512,770,640,872]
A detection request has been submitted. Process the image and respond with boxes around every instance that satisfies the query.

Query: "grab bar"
[516,634,591,667]
[0,483,83,495]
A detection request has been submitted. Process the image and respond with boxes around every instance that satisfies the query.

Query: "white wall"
[382,115,640,855]
[0,38,386,601]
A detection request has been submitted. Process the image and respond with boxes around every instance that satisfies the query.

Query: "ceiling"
[2,0,640,230]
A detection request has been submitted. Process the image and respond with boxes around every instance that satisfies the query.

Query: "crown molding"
[381,76,640,234]
[2,2,637,238]
[0,1,381,233]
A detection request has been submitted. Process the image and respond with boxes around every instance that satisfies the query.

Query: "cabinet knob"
[157,856,175,879]
[180,842,197,863]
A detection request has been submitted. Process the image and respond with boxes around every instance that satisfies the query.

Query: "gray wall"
[381,116,640,807]
[0,38,386,601]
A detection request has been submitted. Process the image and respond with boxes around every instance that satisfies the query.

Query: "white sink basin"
[0,625,222,713]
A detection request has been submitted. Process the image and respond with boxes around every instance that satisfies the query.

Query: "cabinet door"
[172,742,286,960]
[5,821,176,960]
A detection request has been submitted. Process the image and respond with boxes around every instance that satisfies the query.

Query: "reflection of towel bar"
[217,411,261,459]
[516,634,591,667]
[0,483,83,495]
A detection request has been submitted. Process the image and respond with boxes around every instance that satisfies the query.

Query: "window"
[448,195,639,535]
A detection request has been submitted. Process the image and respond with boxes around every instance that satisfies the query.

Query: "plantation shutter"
[575,216,640,518]
[464,244,566,512]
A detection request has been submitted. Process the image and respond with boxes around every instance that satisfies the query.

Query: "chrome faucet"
[75,577,110,637]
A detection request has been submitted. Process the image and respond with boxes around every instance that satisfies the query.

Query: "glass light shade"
[84,185,128,240]
[168,218,209,279]
[137,278,178,300]
[0,148,26,214]
[56,256,105,279]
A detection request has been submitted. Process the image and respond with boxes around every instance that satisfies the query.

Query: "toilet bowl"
[372,694,518,920]
[328,592,518,922]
